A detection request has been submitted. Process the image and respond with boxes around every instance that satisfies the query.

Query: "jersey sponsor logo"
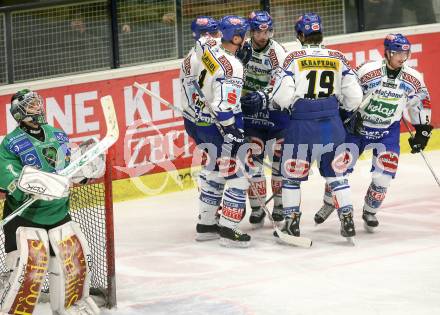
[8,137,33,154]
[217,156,239,178]
[205,39,218,47]
[401,72,422,92]
[283,50,306,68]
[225,86,238,105]
[183,55,191,75]
[225,77,243,88]
[268,49,279,68]
[331,151,353,174]
[328,51,350,67]
[364,99,398,118]
[202,50,219,75]
[283,159,310,178]
[360,129,390,140]
[376,89,403,100]
[382,81,397,89]
[222,202,245,222]
[218,55,233,77]
[376,151,399,173]
[8,239,48,315]
[20,149,42,168]
[54,131,69,143]
[360,69,382,84]
[298,57,340,71]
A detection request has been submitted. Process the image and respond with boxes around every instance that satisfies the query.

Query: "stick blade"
[275,227,313,248]
[100,95,119,141]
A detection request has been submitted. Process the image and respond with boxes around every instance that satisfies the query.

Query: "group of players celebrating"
[0,8,433,315]
[180,11,433,248]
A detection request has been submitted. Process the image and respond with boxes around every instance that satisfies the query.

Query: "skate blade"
[195,233,220,241]
[363,222,377,233]
[219,237,250,248]
[249,220,265,230]
[345,236,356,246]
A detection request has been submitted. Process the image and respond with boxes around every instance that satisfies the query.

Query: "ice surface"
[35,151,440,315]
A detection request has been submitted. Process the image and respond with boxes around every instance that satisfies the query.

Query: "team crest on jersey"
[202,50,219,75]
[42,146,58,168]
[218,55,233,77]
[298,57,340,71]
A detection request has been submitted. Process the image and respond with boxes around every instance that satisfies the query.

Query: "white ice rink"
[40,150,440,315]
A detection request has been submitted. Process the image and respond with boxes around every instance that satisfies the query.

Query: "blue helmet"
[295,13,322,36]
[219,15,249,41]
[384,33,411,52]
[191,16,219,40]
[248,10,273,31]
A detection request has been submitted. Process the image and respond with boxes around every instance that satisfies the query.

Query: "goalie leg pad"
[0,227,49,315]
[48,221,99,315]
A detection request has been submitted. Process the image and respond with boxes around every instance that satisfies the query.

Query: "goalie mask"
[10,89,47,125]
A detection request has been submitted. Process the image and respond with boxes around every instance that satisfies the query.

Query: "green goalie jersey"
[0,124,71,225]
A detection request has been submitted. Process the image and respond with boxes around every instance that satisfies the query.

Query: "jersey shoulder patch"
[218,55,234,77]
[283,50,306,68]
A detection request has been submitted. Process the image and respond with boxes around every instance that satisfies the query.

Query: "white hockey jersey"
[243,38,287,95]
[271,44,362,112]
[179,36,222,122]
[195,44,244,127]
[355,59,431,129]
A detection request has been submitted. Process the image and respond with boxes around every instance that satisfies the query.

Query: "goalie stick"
[192,80,312,248]
[1,95,119,227]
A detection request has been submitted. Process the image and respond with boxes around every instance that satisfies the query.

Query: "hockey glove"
[222,124,245,156]
[408,124,433,153]
[236,42,252,66]
[240,91,269,115]
[340,109,363,136]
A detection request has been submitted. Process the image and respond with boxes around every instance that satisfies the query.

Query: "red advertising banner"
[0,32,438,180]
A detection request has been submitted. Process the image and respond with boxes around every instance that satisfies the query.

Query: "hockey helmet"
[219,15,249,42]
[295,13,322,36]
[191,16,219,40]
[248,10,273,31]
[10,89,47,125]
[384,33,411,52]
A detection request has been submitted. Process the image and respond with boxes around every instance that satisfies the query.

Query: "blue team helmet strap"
[219,15,249,41]
[248,10,273,31]
[191,16,219,40]
[384,33,411,52]
[295,12,322,36]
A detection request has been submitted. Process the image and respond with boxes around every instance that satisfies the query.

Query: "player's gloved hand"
[340,109,363,136]
[408,124,433,153]
[240,91,269,115]
[222,124,245,156]
[235,41,252,66]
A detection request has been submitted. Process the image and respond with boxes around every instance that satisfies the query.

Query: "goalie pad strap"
[0,227,49,315]
[48,221,98,314]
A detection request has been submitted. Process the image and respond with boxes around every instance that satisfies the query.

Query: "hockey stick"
[192,80,312,248]
[133,81,195,122]
[401,119,440,187]
[1,95,120,227]
[133,81,279,173]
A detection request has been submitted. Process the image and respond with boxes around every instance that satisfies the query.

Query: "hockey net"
[0,149,116,308]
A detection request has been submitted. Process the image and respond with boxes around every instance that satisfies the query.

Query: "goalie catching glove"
[408,124,433,153]
[17,166,70,201]
[70,138,106,184]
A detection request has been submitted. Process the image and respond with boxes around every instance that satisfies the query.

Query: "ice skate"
[219,226,251,248]
[314,201,335,225]
[362,209,379,233]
